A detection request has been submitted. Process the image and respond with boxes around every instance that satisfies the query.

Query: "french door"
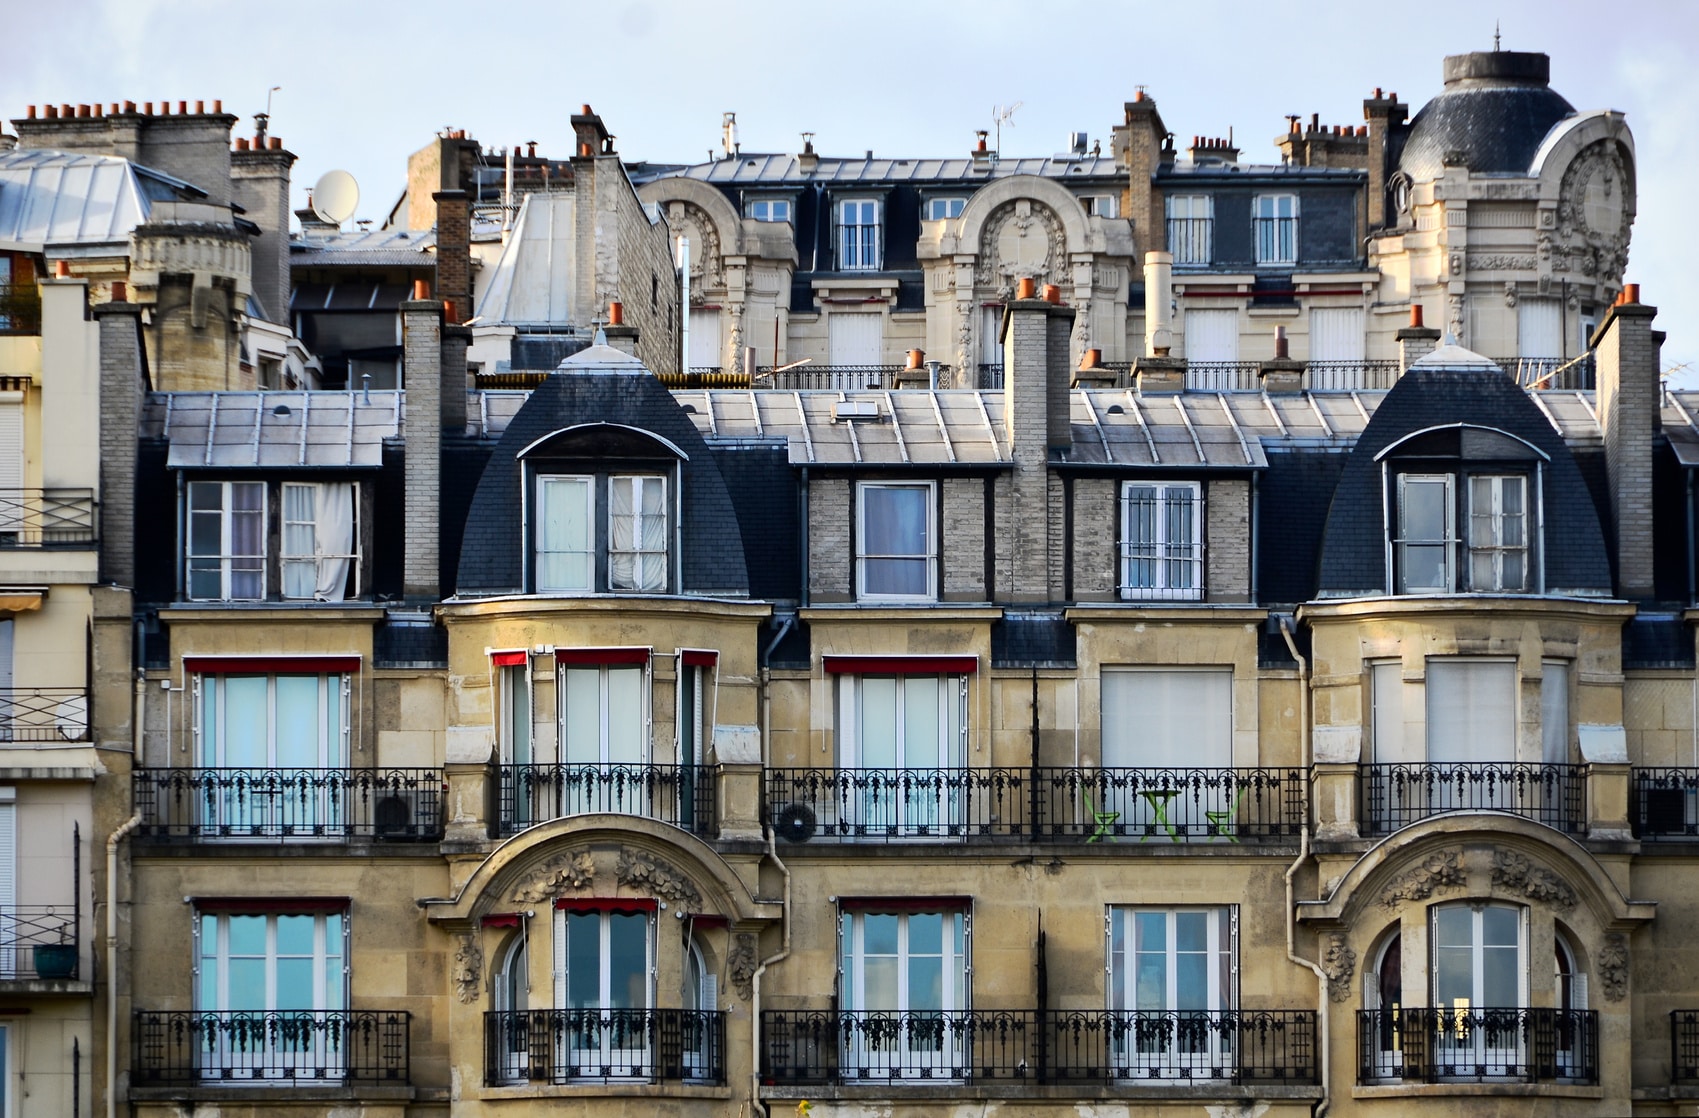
[1431,903,1525,1072]
[198,674,346,835]
[1108,907,1236,1074]
[553,909,652,1078]
[840,909,967,1079]
[838,675,966,836]
[196,910,347,1079]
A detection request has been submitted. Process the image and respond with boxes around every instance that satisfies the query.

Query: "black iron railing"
[0,688,90,742]
[132,1009,412,1084]
[1306,360,1400,391]
[1672,1010,1699,1083]
[497,762,714,837]
[133,768,444,841]
[1632,768,1699,840]
[1357,1008,1597,1084]
[1253,217,1299,266]
[761,1009,1316,1084]
[1359,763,1585,835]
[0,907,78,980]
[1034,768,1306,843]
[1047,1010,1317,1084]
[755,366,895,391]
[1185,361,1263,392]
[0,285,41,336]
[766,767,1027,842]
[0,490,96,547]
[485,1009,725,1085]
[975,363,1005,389]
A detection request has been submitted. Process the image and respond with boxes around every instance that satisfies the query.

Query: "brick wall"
[230,147,295,324]
[578,155,679,377]
[1004,303,1055,602]
[808,476,852,602]
[433,190,472,324]
[1206,478,1251,602]
[95,303,144,586]
[1596,300,1660,598]
[1071,477,1118,600]
[941,478,986,601]
[402,301,442,599]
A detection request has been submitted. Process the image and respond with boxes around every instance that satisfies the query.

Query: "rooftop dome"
[1399,50,1575,181]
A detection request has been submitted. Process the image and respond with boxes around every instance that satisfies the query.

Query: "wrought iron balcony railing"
[975,363,1005,389]
[761,1009,1317,1085]
[133,1009,411,1084]
[1671,1010,1699,1083]
[1184,361,1263,393]
[754,365,896,391]
[0,907,78,981]
[0,489,96,547]
[1632,768,1699,840]
[1359,763,1585,835]
[0,688,90,743]
[485,1009,725,1085]
[1033,767,1306,843]
[766,767,1027,842]
[497,762,715,838]
[1358,1007,1597,1084]
[1305,359,1400,391]
[133,768,444,841]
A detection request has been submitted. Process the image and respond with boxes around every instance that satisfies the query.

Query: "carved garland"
[511,849,597,904]
[1322,933,1357,1003]
[1379,849,1465,908]
[616,848,703,908]
[453,934,483,1005]
[1489,850,1578,912]
[727,933,758,1002]
[672,201,725,296]
[1597,933,1628,1002]
[973,200,1066,292]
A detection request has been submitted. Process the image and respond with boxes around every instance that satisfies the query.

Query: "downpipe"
[107,666,146,1118]
[1280,615,1329,1118]
[751,614,795,1118]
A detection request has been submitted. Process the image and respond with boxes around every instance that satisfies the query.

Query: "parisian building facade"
[0,45,1688,1118]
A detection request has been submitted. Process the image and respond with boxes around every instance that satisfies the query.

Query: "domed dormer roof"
[1399,51,1575,181]
[554,343,647,374]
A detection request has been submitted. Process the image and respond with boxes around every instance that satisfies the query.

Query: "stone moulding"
[616,847,703,908]
[1490,849,1578,911]
[454,934,483,1005]
[1378,848,1465,908]
[1598,933,1628,1002]
[727,932,757,1002]
[1322,933,1357,1003]
[511,849,597,904]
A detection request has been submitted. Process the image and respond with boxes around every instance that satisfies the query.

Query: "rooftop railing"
[133,768,445,842]
[755,366,895,391]
[133,1009,412,1085]
[1359,763,1585,836]
[1358,1007,1596,1084]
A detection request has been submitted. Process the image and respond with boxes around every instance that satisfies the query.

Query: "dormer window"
[748,198,791,223]
[925,197,966,221]
[838,199,882,271]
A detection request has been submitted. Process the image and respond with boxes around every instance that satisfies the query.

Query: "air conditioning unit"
[774,802,818,843]
[374,790,425,841]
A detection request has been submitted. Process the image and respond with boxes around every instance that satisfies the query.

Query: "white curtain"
[538,477,591,591]
[610,477,667,592]
[1425,660,1516,762]
[1100,669,1232,768]
[313,483,355,601]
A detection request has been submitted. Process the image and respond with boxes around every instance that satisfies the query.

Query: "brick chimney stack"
[1363,89,1409,232]
[433,189,472,326]
[14,101,240,205]
[1594,286,1662,600]
[1120,93,1170,257]
[1001,279,1074,602]
[401,290,443,601]
[230,138,297,324]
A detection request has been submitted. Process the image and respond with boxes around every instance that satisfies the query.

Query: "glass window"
[748,199,791,222]
[281,482,358,602]
[187,481,266,601]
[1541,660,1568,765]
[925,197,965,221]
[1396,474,1454,593]
[197,672,348,836]
[1080,194,1118,218]
[1432,902,1524,1011]
[561,664,646,766]
[856,482,935,600]
[552,909,653,1078]
[536,476,593,592]
[609,475,668,592]
[1100,668,1231,769]
[1253,194,1299,265]
[839,908,967,1079]
[839,199,882,271]
[1425,659,1516,763]
[1468,474,1527,591]
[196,909,348,1080]
[1108,907,1235,1072]
[1120,482,1203,599]
[1166,195,1213,265]
[836,673,966,834]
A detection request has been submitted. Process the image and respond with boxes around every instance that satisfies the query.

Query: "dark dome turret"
[1399,50,1574,181]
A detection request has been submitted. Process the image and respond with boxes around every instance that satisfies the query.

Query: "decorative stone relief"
[1503,281,1519,308]
[1556,140,1633,284]
[954,306,973,384]
[511,849,597,903]
[454,934,483,1005]
[1446,294,1466,346]
[671,201,725,296]
[1379,849,1464,908]
[974,200,1066,291]
[727,933,758,1002]
[1598,934,1628,1001]
[1490,850,1577,911]
[616,848,703,908]
[727,301,744,367]
[1322,933,1357,1003]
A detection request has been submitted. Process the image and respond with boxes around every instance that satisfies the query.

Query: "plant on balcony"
[32,913,75,979]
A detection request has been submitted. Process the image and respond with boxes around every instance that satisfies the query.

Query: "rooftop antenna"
[254,85,281,143]
[1493,21,1501,51]
[992,101,1022,154]
[310,169,359,229]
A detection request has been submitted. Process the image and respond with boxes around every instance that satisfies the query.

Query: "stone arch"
[637,176,745,259]
[956,174,1091,258]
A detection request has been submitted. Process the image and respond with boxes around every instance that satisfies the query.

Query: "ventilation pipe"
[1143,251,1174,355]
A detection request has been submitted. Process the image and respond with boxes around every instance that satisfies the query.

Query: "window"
[1393,469,1530,594]
[1108,907,1236,1073]
[197,671,349,835]
[553,907,653,1078]
[1099,669,1233,838]
[748,198,791,223]
[561,663,646,768]
[1253,194,1299,265]
[839,908,967,1079]
[537,476,594,592]
[1120,482,1203,599]
[1425,659,1515,764]
[188,481,266,600]
[856,482,936,600]
[1394,474,1452,593]
[1541,660,1568,764]
[1166,195,1213,265]
[925,197,965,221]
[1467,475,1527,591]
[281,482,359,601]
[837,672,966,834]
[196,908,348,1080]
[838,199,881,271]
[609,476,667,592]
[1080,193,1118,219]
[1432,900,1524,1012]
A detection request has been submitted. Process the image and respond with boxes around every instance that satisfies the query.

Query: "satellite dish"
[311,169,360,226]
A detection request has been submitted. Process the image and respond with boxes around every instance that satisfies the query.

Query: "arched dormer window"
[519,424,686,595]
[1377,425,1548,595]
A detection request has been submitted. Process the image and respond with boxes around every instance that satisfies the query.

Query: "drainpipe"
[1279,615,1328,1118]
[107,671,145,1118]
[750,613,794,1118]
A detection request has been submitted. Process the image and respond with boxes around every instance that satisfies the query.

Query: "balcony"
[765,767,1305,845]
[0,906,80,984]
[1166,218,1214,267]
[1359,763,1585,836]
[1357,1008,1597,1084]
[496,762,715,838]
[1306,359,1400,391]
[133,768,445,842]
[485,1009,726,1086]
[756,365,894,391]
[1631,768,1699,840]
[0,687,90,743]
[1671,1011,1699,1083]
[0,285,41,336]
[132,1009,412,1085]
[0,489,97,547]
[761,1009,1317,1085]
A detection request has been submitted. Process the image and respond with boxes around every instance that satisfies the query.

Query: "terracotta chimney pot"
[1016,277,1036,301]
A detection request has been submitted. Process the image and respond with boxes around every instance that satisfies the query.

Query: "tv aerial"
[311,169,360,228]
[992,101,1023,153]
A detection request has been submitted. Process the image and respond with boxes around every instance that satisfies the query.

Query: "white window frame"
[748,198,791,223]
[855,481,937,601]
[196,672,349,769]
[838,908,969,1080]
[1466,474,1528,592]
[1107,906,1237,1073]
[280,482,362,601]
[558,662,649,766]
[608,474,669,593]
[1394,473,1455,594]
[837,673,968,835]
[1080,193,1118,219]
[1253,193,1299,265]
[1166,195,1214,265]
[838,198,882,271]
[552,908,654,1078]
[186,480,267,601]
[1119,481,1204,600]
[925,197,966,221]
[535,474,595,593]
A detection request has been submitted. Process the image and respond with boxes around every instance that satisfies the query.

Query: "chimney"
[1122,94,1169,255]
[433,188,472,325]
[603,300,641,358]
[1396,303,1440,371]
[1363,89,1409,231]
[798,133,818,175]
[401,295,443,601]
[230,138,297,324]
[1593,287,1661,600]
[972,130,993,171]
[571,106,611,160]
[94,299,147,587]
[1259,325,1305,393]
[1001,278,1074,602]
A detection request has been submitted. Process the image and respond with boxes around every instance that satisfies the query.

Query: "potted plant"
[32,915,75,980]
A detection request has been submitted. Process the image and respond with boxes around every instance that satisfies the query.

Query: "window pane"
[1426,660,1516,763]
[857,677,899,767]
[1541,662,1568,764]
[566,913,601,1009]
[562,667,602,763]
[605,667,643,763]
[273,676,321,767]
[539,477,591,591]
[901,677,941,768]
[1101,669,1231,767]
[863,913,898,956]
[221,677,269,767]
[608,913,647,1008]
[863,486,927,556]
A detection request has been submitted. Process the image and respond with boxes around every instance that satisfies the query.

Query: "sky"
[7,0,1698,378]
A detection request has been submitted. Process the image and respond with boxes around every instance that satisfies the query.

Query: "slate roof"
[0,149,196,249]
[1400,70,1575,180]
[141,390,403,469]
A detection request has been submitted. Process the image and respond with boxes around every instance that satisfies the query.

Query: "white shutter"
[0,402,21,535]
[0,794,15,914]
[980,306,1002,366]
[1100,669,1231,767]
[688,309,722,371]
[701,972,718,1013]
[828,312,884,374]
[1309,308,1365,364]
[552,907,567,1008]
[1371,662,1417,764]
[1425,660,1517,763]
[1183,309,1238,362]
[1517,297,1563,359]
[1571,973,1588,1011]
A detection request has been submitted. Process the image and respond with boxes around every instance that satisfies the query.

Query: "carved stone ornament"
[1555,140,1633,283]
[1446,294,1466,346]
[974,199,1066,291]
[454,934,483,1005]
[727,932,758,1002]
[1379,849,1465,908]
[511,850,597,904]
[1503,280,1519,308]
[670,201,725,294]
[1489,849,1577,911]
[616,848,703,908]
[1322,933,1357,1003]
[1597,933,1629,1002]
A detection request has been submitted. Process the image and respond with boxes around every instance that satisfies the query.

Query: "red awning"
[837,896,972,914]
[185,656,362,675]
[555,897,658,914]
[553,647,651,665]
[193,896,349,915]
[481,913,524,928]
[490,650,528,667]
[823,656,977,675]
[681,649,719,668]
